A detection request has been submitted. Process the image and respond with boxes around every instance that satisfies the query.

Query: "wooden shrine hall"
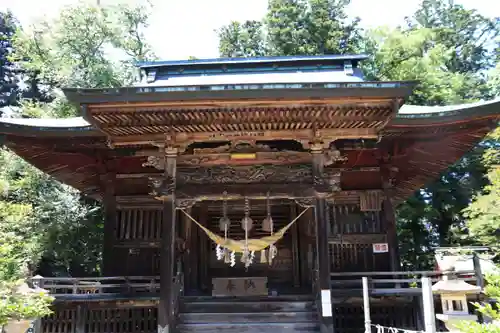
[1,55,499,333]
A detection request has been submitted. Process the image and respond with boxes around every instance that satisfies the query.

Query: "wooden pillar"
[198,203,209,293]
[290,204,301,288]
[189,205,200,294]
[381,166,400,271]
[182,206,193,293]
[297,207,311,288]
[312,146,335,333]
[74,305,87,333]
[158,147,177,333]
[102,172,116,276]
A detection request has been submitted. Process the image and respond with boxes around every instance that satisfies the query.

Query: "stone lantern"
[432,277,481,332]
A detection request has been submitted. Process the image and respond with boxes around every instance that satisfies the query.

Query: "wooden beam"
[115,166,381,179]
[88,97,396,110]
[98,107,392,128]
[108,128,379,147]
[175,183,316,200]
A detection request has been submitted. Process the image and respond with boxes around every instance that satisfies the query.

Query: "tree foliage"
[0,1,155,323]
[12,1,155,117]
[0,11,19,109]
[218,0,362,57]
[457,272,500,333]
[461,128,500,257]
[1,0,154,280]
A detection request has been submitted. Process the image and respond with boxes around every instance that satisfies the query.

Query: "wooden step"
[179,311,318,324]
[177,322,320,333]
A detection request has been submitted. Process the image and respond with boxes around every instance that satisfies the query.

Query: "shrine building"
[1,55,499,333]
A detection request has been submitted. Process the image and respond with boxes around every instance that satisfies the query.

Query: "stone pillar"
[311,146,335,333]
[158,147,178,333]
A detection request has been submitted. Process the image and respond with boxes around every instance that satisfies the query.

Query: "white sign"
[373,243,389,253]
[321,303,333,317]
[321,289,331,303]
[320,289,332,317]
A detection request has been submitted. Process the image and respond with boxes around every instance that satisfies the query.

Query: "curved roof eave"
[0,99,498,135]
[391,98,500,126]
[0,117,98,137]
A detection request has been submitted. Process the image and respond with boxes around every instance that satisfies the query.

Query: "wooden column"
[381,166,400,271]
[198,203,209,293]
[297,207,310,289]
[290,204,301,288]
[182,206,193,293]
[189,205,200,294]
[102,172,116,276]
[312,146,335,333]
[158,147,177,333]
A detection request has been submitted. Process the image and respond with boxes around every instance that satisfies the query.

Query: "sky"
[1,0,499,60]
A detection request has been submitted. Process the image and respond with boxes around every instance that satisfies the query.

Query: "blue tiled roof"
[136,54,369,69]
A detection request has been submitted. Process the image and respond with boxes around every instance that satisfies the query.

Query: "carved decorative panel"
[178,164,312,184]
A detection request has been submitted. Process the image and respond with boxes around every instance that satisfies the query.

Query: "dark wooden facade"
[1,55,499,333]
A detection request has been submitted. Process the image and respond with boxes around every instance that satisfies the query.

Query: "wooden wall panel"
[110,208,164,276]
[333,303,418,333]
[42,307,157,333]
[42,308,75,333]
[116,209,163,242]
[329,204,390,272]
[330,205,384,234]
[85,307,157,333]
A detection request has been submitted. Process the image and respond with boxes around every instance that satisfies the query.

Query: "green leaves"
[218,21,267,58]
[11,1,155,117]
[217,0,361,57]
[455,273,500,333]
[0,281,54,326]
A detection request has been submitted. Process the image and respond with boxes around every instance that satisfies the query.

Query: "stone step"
[179,311,318,324]
[180,298,316,313]
[182,295,314,302]
[177,322,320,333]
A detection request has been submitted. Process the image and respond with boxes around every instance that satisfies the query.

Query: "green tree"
[457,272,500,333]
[217,0,362,57]
[410,0,499,74]
[0,11,20,109]
[218,21,266,57]
[1,1,155,281]
[12,1,155,117]
[0,156,54,327]
[363,27,476,105]
[0,149,103,277]
[461,128,500,257]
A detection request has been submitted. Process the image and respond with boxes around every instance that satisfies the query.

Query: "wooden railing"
[29,270,478,299]
[30,276,160,299]
[330,270,478,295]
